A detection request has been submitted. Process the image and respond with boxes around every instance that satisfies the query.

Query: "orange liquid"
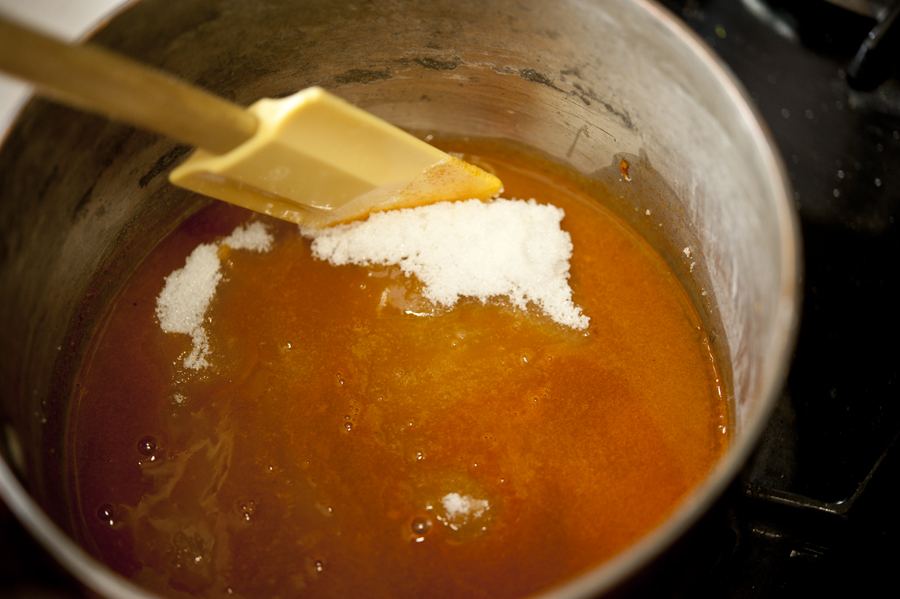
[67,143,727,598]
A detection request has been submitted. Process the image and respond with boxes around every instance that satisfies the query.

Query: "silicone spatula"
[0,16,502,227]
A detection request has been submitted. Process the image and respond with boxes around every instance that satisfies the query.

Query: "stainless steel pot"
[0,0,800,596]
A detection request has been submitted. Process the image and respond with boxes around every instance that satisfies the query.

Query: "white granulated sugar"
[221,221,273,252]
[300,199,589,329]
[155,222,273,369]
[441,492,489,522]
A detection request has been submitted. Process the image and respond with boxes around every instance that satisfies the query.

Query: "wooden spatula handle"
[0,16,257,154]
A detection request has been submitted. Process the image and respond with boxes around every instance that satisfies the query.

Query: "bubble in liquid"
[97,503,115,525]
[137,436,158,456]
[344,422,352,432]
[410,516,432,536]
[237,500,256,522]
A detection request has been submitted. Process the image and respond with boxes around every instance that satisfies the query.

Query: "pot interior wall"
[0,0,796,596]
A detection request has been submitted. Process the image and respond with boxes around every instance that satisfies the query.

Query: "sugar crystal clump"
[156,221,273,369]
[442,492,490,522]
[300,199,589,329]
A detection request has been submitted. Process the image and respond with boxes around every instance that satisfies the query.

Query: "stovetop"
[658,0,900,596]
[2,0,898,597]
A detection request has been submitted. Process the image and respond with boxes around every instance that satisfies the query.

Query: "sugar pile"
[441,492,490,523]
[156,199,588,370]
[301,199,589,329]
[156,222,273,369]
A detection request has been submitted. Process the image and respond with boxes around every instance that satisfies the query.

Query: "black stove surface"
[673,0,900,503]
[2,1,899,597]
[657,0,900,596]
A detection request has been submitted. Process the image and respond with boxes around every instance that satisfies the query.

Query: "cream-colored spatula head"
[0,16,502,227]
[171,87,502,227]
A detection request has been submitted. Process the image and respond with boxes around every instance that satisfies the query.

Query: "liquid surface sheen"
[67,143,727,599]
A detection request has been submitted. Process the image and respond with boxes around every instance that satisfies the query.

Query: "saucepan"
[0,0,799,596]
